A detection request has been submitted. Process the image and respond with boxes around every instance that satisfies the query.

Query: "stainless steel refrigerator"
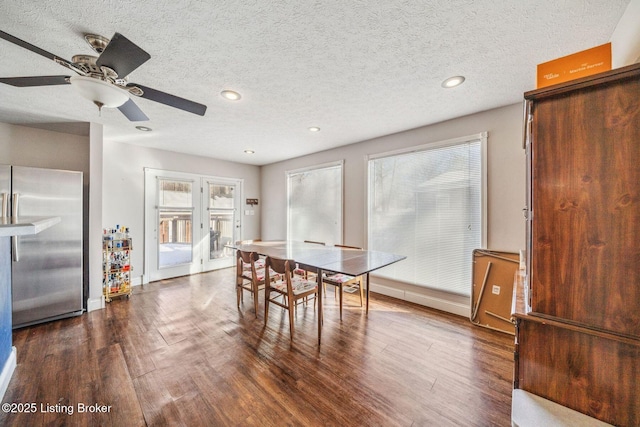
[0,165,83,328]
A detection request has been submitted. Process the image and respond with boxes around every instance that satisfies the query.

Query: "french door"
[145,169,242,282]
[202,179,240,271]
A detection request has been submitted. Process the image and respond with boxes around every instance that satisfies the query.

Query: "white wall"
[0,122,89,173]
[260,103,525,315]
[88,123,104,312]
[611,0,640,67]
[102,142,261,283]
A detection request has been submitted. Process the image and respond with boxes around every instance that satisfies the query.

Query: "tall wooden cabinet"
[513,63,640,426]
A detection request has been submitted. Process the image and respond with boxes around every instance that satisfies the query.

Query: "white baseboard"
[370,283,404,299]
[86,295,105,312]
[89,275,142,311]
[132,274,147,286]
[405,290,470,317]
[370,283,470,317]
[0,346,16,400]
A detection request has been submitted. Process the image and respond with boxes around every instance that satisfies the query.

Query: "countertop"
[0,216,61,237]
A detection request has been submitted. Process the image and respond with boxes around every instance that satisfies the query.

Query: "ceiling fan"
[0,30,207,121]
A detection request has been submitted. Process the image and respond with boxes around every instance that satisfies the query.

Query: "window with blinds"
[287,161,343,245]
[367,134,486,296]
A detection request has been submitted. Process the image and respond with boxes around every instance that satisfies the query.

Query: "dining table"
[233,240,407,343]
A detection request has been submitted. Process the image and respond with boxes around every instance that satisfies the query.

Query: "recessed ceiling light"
[309,127,321,132]
[441,76,465,88]
[135,126,152,132]
[244,149,255,154]
[221,90,241,101]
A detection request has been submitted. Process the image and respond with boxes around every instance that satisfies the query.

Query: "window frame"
[365,132,488,294]
[286,160,344,245]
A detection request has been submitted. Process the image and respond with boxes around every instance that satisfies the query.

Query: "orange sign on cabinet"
[537,43,611,88]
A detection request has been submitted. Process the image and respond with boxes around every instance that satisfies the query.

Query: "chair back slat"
[238,250,259,264]
[266,256,293,276]
[335,244,361,250]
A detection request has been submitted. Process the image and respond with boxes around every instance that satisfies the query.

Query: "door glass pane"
[210,184,234,208]
[208,184,235,260]
[158,180,193,268]
[159,180,192,207]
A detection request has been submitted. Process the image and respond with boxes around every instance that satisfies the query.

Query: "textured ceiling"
[0,1,630,165]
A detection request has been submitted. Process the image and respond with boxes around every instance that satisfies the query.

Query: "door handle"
[12,193,19,262]
[1,192,7,218]
[12,234,18,262]
[12,192,18,217]
[522,100,532,149]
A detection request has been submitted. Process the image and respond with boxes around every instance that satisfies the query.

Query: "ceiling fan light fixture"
[69,75,130,108]
[221,90,241,101]
[441,75,465,88]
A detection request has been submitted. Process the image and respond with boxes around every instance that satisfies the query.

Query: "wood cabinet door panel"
[517,320,640,427]
[530,77,640,337]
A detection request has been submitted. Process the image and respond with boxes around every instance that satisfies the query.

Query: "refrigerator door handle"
[12,193,19,262]
[12,192,18,217]
[1,192,8,218]
[12,235,18,262]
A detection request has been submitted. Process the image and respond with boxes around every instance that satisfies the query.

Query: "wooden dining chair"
[322,244,365,320]
[264,256,318,340]
[236,249,274,317]
[235,240,265,270]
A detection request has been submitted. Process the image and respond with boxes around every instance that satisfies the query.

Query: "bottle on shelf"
[102,224,132,302]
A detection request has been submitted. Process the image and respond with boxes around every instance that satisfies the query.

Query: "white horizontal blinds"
[368,138,482,296]
[158,179,193,207]
[287,163,342,245]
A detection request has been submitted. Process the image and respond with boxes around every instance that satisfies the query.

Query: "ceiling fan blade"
[0,30,74,68]
[129,83,207,116]
[96,33,150,79]
[0,75,70,87]
[118,99,149,122]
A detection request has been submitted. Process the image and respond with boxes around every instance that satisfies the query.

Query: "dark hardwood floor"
[1,268,514,426]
